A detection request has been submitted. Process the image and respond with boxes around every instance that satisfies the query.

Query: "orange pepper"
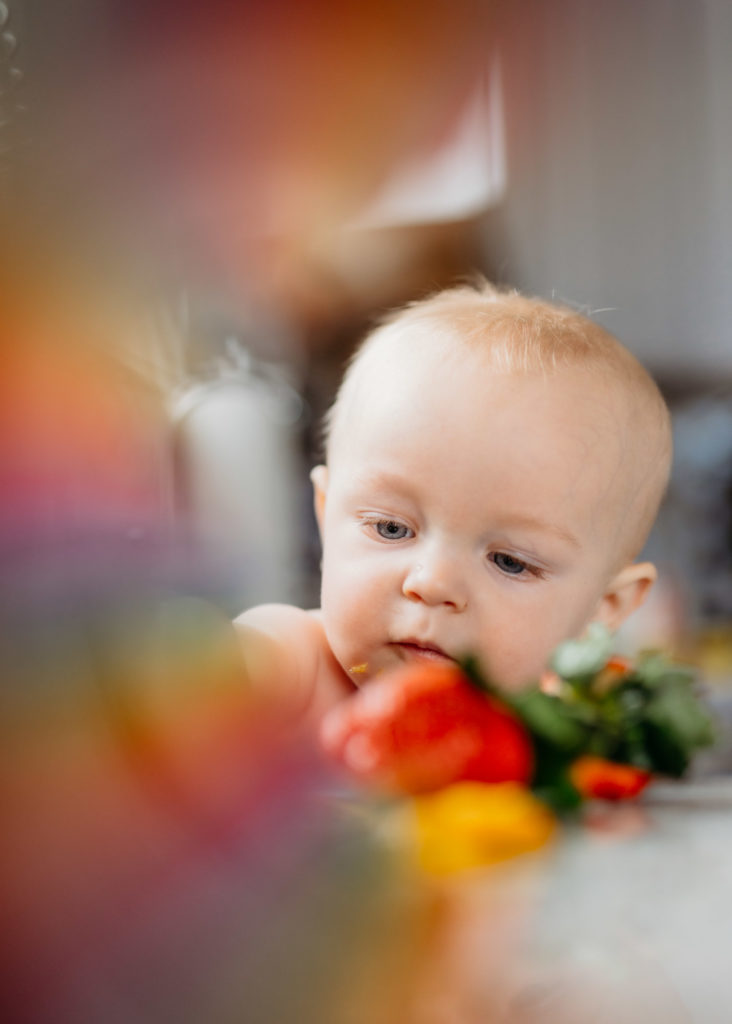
[593,655,634,695]
[570,755,652,801]
[604,655,633,675]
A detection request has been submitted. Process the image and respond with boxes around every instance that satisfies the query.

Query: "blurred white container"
[173,351,306,610]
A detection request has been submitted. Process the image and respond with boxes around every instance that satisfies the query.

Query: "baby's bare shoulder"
[234,604,352,715]
[235,602,324,645]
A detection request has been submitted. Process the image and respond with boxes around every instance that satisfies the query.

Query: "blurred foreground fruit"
[320,662,533,795]
[413,782,556,874]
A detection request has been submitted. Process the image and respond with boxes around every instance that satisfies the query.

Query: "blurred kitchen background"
[170,1,732,685]
[4,0,731,676]
[6,6,732,1021]
[3,4,732,1019]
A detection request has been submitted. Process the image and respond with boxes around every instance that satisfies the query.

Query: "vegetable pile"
[321,626,716,872]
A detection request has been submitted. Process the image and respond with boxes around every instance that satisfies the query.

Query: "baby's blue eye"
[492,552,528,575]
[376,520,411,540]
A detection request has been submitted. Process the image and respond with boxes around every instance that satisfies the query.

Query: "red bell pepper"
[320,662,533,795]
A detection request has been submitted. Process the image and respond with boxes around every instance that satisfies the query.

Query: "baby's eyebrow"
[499,512,580,549]
[350,469,415,496]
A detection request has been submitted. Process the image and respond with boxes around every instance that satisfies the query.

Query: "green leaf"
[529,745,583,813]
[534,776,583,814]
[615,683,648,718]
[613,721,654,771]
[644,681,716,754]
[510,690,589,752]
[635,652,696,690]
[550,623,615,681]
[640,720,689,777]
[457,654,494,695]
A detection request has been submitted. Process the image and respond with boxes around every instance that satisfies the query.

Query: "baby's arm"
[233,604,355,721]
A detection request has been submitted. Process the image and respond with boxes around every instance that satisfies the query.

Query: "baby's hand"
[318,662,533,795]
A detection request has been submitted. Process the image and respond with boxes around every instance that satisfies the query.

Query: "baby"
[235,282,671,721]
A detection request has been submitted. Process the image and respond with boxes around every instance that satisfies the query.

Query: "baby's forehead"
[330,338,630,483]
[332,328,616,439]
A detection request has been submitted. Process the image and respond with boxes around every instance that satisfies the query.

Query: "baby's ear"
[594,562,657,631]
[310,465,329,537]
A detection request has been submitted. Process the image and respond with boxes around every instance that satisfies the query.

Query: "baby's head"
[311,282,671,691]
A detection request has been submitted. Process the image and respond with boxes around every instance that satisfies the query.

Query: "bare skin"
[235,336,657,720]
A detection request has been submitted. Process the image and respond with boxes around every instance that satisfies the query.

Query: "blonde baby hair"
[324,280,672,563]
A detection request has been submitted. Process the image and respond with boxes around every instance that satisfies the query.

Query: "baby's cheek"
[488,609,598,692]
[474,628,557,693]
[321,593,367,670]
[322,603,393,687]
[322,559,383,634]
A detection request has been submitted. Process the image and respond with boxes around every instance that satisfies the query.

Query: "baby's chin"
[335,642,545,693]
[471,658,545,693]
[337,651,536,692]
[447,654,548,694]
[342,660,372,686]
[338,649,402,686]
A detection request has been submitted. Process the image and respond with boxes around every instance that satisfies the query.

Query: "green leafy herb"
[467,625,717,809]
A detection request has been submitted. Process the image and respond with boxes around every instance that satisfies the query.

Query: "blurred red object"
[570,756,652,802]
[320,662,533,795]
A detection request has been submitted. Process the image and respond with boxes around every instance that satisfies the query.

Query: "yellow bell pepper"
[413,781,556,875]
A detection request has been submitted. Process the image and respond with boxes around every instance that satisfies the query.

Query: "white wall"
[484,0,732,377]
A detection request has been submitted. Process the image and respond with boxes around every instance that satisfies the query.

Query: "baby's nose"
[401,554,468,612]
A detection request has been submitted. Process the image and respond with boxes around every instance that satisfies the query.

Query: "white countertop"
[436,777,732,1023]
